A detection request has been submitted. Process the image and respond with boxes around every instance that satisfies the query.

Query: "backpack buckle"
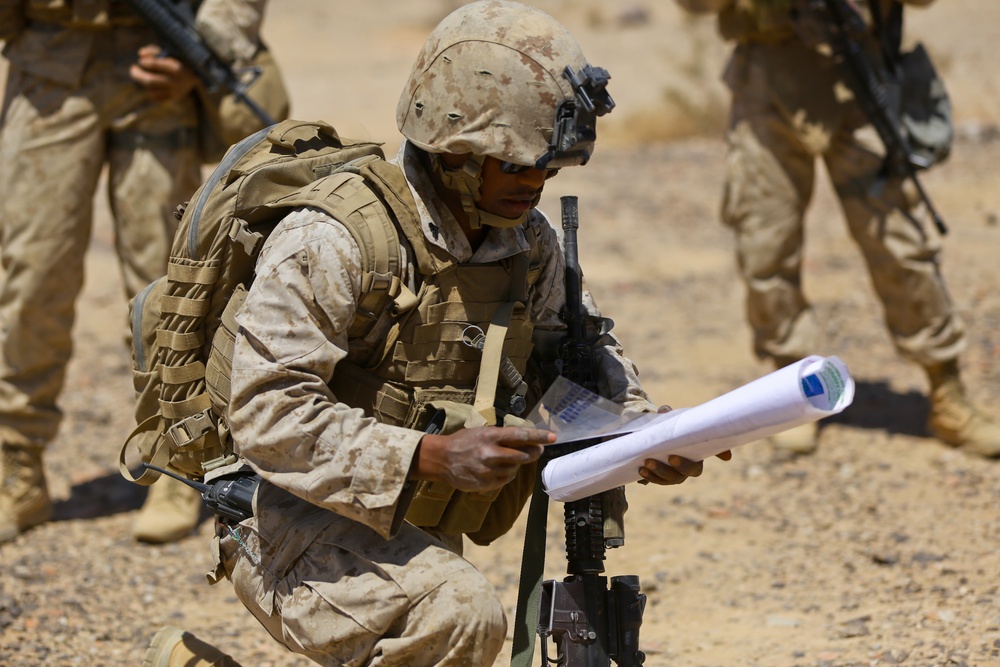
[229,218,265,257]
[167,409,216,450]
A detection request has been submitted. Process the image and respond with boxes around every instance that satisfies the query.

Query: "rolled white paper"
[541,355,854,502]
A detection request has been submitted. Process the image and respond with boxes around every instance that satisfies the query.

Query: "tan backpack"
[119,119,410,485]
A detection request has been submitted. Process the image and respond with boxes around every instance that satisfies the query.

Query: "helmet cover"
[397,0,614,170]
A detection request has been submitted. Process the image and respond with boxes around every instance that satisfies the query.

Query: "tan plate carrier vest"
[209,157,545,538]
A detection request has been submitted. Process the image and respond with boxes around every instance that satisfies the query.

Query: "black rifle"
[799,0,947,234]
[532,196,646,666]
[122,0,276,127]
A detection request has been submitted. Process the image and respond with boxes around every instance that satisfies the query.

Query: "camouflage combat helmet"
[396,0,614,227]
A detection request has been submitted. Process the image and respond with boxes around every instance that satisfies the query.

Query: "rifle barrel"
[561,195,586,344]
[123,0,276,126]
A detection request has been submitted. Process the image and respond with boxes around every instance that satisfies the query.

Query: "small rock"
[765,614,801,627]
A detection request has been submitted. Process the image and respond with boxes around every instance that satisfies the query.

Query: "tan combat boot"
[143,626,243,667]
[925,360,1000,458]
[0,444,53,543]
[769,421,819,454]
[132,473,203,543]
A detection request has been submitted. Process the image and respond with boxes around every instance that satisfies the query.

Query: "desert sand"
[1,2,999,665]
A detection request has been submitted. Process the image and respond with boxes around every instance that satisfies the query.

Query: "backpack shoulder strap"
[268,159,419,340]
[360,158,456,276]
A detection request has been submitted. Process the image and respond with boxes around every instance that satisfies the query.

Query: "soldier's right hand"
[130,45,199,103]
[413,427,555,493]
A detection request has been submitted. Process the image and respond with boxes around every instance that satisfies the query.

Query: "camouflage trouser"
[0,26,202,448]
[216,514,506,667]
[720,41,965,368]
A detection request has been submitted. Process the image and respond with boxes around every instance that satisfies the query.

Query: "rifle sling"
[510,469,549,667]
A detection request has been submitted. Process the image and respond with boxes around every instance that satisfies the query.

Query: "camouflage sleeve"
[229,206,422,540]
[194,0,266,64]
[528,213,658,416]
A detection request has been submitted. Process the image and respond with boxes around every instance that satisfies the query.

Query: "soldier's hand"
[414,426,555,493]
[130,45,199,102]
[635,403,732,486]
[638,450,733,487]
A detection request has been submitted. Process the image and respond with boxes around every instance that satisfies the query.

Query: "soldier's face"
[477,156,555,219]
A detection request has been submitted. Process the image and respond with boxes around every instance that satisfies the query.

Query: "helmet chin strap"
[432,154,529,230]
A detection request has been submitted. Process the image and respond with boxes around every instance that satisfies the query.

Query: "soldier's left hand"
[130,45,199,102]
[637,402,732,486]
[638,450,732,486]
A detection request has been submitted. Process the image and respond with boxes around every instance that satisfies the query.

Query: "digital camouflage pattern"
[0,0,214,448]
[676,0,1000,457]
[207,3,652,663]
[707,0,965,368]
[396,0,590,168]
[213,139,655,665]
[0,0,269,546]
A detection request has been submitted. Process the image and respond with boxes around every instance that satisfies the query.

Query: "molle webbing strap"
[160,392,211,421]
[473,301,519,425]
[159,360,206,385]
[158,294,210,318]
[165,255,213,277]
[156,328,202,352]
[164,261,217,296]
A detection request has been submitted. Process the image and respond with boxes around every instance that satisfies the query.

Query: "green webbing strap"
[511,470,549,667]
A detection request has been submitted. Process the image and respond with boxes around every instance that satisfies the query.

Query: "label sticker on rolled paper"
[802,357,851,411]
[802,374,824,398]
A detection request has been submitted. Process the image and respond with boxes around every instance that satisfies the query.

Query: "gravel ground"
[2,3,999,665]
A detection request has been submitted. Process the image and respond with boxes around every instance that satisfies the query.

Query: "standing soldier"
[674,0,1000,455]
[0,0,284,545]
[141,2,728,665]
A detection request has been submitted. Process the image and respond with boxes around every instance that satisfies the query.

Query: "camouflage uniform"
[210,141,655,666]
[0,0,267,542]
[675,0,1000,457]
[0,0,264,542]
[677,0,960,367]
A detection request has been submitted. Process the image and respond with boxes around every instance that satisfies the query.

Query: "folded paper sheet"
[540,355,855,502]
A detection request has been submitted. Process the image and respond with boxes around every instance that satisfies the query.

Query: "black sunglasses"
[499,161,560,178]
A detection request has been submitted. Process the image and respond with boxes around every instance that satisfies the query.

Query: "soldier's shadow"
[823,379,929,438]
[51,472,147,522]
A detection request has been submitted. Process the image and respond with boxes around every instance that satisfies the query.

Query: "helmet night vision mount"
[539,64,616,170]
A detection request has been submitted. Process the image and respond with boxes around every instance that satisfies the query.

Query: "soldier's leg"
[104,74,206,541]
[723,104,825,454]
[722,106,822,364]
[220,517,506,667]
[825,124,963,366]
[0,68,106,540]
[827,125,1000,456]
[106,97,202,300]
